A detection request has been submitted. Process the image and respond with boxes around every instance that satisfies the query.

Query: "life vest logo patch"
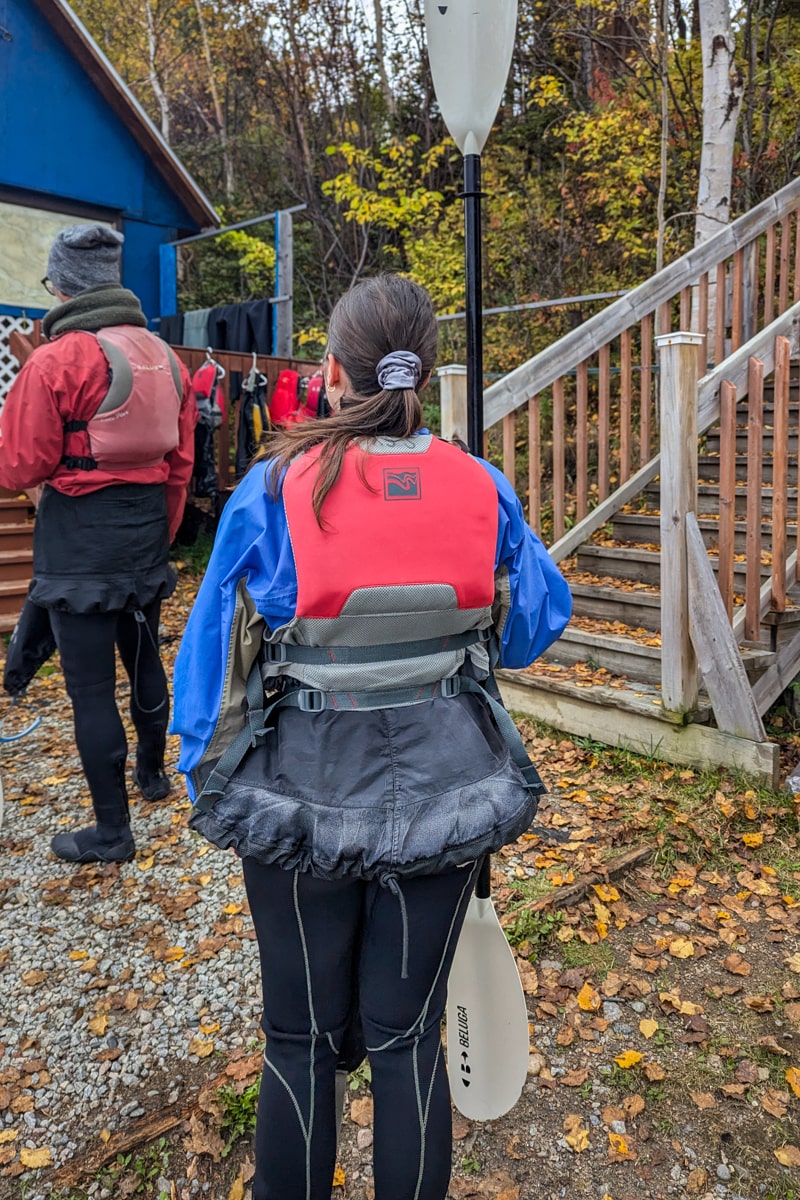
[384,467,421,500]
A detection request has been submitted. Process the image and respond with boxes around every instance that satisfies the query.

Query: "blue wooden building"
[0,0,217,332]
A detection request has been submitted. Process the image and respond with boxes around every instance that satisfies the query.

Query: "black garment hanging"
[158,314,184,345]
[235,364,269,479]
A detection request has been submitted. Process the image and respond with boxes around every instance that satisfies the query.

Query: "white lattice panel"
[0,314,33,409]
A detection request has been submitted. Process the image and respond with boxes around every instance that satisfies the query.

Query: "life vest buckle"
[264,642,287,664]
[440,676,461,699]
[296,689,326,713]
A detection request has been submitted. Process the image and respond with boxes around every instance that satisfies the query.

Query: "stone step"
[544,625,774,687]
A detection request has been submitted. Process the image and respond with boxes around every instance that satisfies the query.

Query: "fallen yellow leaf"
[576,982,601,1012]
[189,1037,214,1058]
[163,946,185,962]
[668,937,695,959]
[741,832,764,848]
[87,1014,108,1036]
[592,884,620,903]
[786,1066,800,1098]
[0,1130,18,1145]
[690,1092,716,1109]
[563,1113,590,1153]
[774,1145,800,1168]
[615,1050,644,1069]
[19,1146,52,1168]
[69,950,88,961]
[785,953,800,974]
[228,1172,245,1200]
[639,1019,659,1039]
[332,1164,346,1187]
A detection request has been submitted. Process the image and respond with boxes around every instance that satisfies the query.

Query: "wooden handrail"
[548,302,800,562]
[484,174,800,428]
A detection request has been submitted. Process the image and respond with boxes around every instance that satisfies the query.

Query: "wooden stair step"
[576,544,772,587]
[0,523,35,553]
[644,481,796,518]
[0,579,31,616]
[0,549,33,583]
[611,512,797,553]
[545,625,773,687]
[498,662,712,725]
[0,497,34,525]
[698,455,798,484]
[568,580,662,630]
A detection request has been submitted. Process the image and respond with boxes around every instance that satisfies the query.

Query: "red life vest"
[62,326,183,472]
[263,435,499,697]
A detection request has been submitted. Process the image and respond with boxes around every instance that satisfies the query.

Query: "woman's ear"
[325,353,343,392]
[419,371,432,393]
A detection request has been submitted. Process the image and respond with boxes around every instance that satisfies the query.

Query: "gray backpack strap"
[262,627,490,668]
[94,333,134,414]
[163,344,185,400]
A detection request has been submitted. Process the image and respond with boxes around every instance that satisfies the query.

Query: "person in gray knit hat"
[0,223,198,864]
[47,224,125,297]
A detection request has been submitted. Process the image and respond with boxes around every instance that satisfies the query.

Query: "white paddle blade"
[446,895,529,1120]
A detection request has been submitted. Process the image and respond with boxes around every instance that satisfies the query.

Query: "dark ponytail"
[258,275,438,523]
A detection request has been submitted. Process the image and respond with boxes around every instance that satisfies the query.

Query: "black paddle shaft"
[463,153,484,458]
[476,855,491,900]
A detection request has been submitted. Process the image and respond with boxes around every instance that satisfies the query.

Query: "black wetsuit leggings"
[49,601,169,828]
[242,858,480,1200]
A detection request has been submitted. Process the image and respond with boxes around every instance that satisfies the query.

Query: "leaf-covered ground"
[1,568,799,1200]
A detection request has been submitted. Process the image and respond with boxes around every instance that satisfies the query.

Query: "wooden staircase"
[0,491,34,634]
[476,176,800,785]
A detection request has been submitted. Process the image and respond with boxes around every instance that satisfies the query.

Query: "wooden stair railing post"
[438,364,468,446]
[656,331,703,716]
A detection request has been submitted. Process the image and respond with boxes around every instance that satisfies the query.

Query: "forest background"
[72,0,800,372]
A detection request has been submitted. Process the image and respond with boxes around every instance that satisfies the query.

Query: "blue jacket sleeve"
[476,459,572,668]
[172,463,298,795]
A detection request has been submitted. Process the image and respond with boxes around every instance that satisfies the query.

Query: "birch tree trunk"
[194,0,235,202]
[143,0,170,142]
[693,0,743,341]
[696,0,743,246]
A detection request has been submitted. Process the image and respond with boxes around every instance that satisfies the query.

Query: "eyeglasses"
[41,277,56,296]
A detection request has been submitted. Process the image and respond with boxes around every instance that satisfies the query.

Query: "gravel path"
[0,588,264,1195]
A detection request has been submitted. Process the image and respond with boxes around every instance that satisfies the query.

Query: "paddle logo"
[383,467,422,500]
[457,1004,471,1087]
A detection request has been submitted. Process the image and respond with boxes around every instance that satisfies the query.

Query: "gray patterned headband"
[376,350,422,391]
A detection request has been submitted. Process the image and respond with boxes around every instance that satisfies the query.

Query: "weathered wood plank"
[658,333,701,715]
[640,315,653,463]
[732,248,744,352]
[598,346,610,500]
[718,380,737,621]
[745,357,765,642]
[553,377,566,539]
[528,394,541,534]
[772,336,791,611]
[620,328,632,483]
[686,513,765,741]
[765,225,777,326]
[576,361,589,520]
[483,176,800,427]
[779,215,791,315]
[498,670,779,785]
[502,411,516,488]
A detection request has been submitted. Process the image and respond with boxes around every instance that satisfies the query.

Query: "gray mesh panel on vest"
[263,582,493,694]
[357,435,432,455]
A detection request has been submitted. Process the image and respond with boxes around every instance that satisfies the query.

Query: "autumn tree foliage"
[70,1,800,367]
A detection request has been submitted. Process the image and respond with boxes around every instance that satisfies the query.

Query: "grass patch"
[558,938,616,977]
[218,1079,260,1157]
